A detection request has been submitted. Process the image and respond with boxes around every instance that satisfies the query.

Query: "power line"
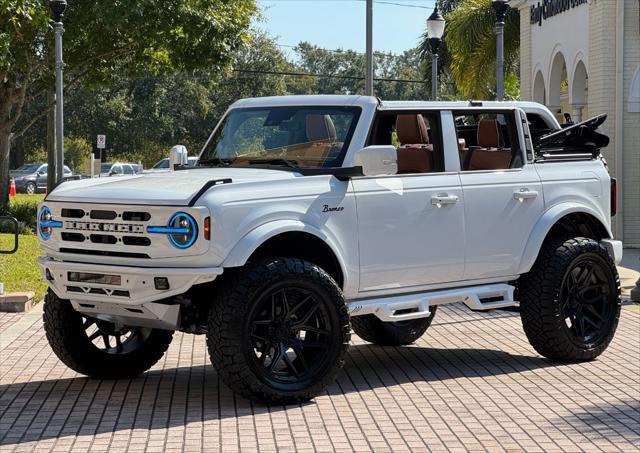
[273,42,415,59]
[258,0,433,8]
[232,68,426,84]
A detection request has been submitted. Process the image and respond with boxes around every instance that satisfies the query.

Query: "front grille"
[61,208,85,218]
[90,210,117,220]
[56,205,153,249]
[61,232,85,242]
[122,236,151,246]
[123,212,151,222]
[90,234,117,244]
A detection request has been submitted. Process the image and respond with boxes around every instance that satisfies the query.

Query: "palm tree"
[420,0,519,100]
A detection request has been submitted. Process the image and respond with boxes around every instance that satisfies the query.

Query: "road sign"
[97,134,106,149]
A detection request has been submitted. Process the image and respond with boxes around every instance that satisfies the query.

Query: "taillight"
[610,178,617,217]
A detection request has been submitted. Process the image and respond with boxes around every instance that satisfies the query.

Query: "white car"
[37,96,622,404]
[146,157,198,173]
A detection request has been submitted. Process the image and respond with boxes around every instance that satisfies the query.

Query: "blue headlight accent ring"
[167,212,198,249]
[38,206,57,240]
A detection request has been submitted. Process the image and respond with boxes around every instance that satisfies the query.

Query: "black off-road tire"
[351,307,437,346]
[43,289,174,379]
[518,237,621,362]
[207,258,350,404]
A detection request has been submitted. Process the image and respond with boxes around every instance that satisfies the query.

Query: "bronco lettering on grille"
[64,221,145,234]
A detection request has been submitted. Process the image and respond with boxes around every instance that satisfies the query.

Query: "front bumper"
[38,257,223,329]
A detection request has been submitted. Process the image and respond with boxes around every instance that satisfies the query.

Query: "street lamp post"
[49,0,67,187]
[426,5,445,101]
[365,0,374,96]
[492,0,509,101]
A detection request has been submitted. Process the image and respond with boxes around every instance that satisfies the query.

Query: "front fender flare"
[518,203,612,274]
[222,220,351,290]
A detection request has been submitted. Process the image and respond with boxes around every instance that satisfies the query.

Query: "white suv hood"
[46,168,296,205]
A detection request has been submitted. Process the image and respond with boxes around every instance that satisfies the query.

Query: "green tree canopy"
[0,0,257,206]
[420,0,519,99]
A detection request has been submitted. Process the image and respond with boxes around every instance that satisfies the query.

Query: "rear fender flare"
[518,203,612,274]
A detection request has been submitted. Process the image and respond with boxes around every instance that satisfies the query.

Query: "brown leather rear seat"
[396,114,433,174]
[467,119,512,171]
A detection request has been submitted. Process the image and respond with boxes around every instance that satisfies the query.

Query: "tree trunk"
[0,129,11,208]
[47,88,56,194]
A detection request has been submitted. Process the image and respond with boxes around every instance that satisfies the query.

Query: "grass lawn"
[11,193,45,206]
[0,233,47,301]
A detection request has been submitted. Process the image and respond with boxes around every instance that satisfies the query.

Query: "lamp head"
[49,0,67,22]
[426,5,445,41]
[491,0,509,22]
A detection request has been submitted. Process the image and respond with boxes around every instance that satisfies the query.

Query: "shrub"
[0,195,42,235]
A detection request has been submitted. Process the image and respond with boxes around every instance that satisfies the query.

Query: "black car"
[10,163,72,194]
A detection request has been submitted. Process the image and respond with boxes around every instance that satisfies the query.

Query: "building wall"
[622,0,640,245]
[515,0,640,246]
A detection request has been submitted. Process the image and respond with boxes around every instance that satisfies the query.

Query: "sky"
[255,0,437,56]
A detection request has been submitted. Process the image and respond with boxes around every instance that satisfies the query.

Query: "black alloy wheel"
[559,254,616,346]
[207,258,350,404]
[43,289,174,379]
[519,237,621,362]
[83,316,152,355]
[248,285,333,388]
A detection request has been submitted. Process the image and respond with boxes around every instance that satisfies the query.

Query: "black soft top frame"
[534,114,609,161]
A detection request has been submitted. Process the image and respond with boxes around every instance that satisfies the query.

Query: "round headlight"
[39,206,53,240]
[167,212,198,249]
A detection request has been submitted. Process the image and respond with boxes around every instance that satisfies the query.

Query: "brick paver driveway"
[1,304,639,452]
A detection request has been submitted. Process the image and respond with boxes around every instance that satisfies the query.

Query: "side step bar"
[348,284,517,322]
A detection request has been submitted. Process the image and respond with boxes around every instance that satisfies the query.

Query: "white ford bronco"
[37,95,622,404]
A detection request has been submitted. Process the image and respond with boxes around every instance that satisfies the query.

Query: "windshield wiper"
[197,157,234,167]
[247,158,299,170]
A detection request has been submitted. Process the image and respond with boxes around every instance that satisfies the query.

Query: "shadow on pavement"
[0,345,553,446]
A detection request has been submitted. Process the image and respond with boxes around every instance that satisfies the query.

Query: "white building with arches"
[512,0,640,247]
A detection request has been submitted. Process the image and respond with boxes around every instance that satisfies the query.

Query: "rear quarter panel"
[518,159,612,273]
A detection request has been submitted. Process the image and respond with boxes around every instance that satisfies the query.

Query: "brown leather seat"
[467,119,512,171]
[396,114,433,174]
[306,114,336,142]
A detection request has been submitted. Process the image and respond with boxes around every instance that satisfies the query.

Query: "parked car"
[37,96,622,405]
[10,163,72,194]
[145,156,198,173]
[99,163,140,177]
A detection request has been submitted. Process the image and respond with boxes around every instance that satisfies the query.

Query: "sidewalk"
[1,303,639,452]
[620,248,640,300]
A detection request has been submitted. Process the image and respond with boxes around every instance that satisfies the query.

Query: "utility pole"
[492,0,508,101]
[49,0,67,186]
[365,0,373,96]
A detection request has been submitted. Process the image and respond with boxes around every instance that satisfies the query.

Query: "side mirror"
[352,145,398,176]
[169,145,188,171]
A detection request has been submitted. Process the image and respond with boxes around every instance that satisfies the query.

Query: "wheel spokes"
[88,329,101,341]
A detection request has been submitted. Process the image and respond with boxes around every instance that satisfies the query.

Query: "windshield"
[199,106,361,168]
[100,164,112,173]
[14,164,40,173]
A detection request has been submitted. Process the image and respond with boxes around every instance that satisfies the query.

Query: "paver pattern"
[0,313,23,334]
[1,304,639,453]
